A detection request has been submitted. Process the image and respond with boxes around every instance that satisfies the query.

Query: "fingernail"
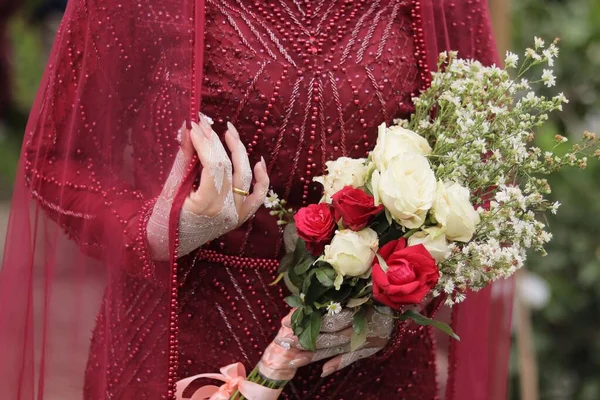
[198,115,211,132]
[227,122,239,139]
[199,112,214,125]
[289,357,310,368]
[260,156,267,169]
[321,367,336,378]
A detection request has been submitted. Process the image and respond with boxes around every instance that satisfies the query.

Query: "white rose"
[372,123,432,170]
[408,226,451,262]
[314,157,369,202]
[432,181,480,242]
[322,228,379,277]
[372,153,436,229]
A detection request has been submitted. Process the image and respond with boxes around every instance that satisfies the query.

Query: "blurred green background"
[0,0,599,399]
[510,0,600,399]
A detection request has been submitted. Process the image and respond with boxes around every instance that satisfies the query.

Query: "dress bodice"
[199,0,421,259]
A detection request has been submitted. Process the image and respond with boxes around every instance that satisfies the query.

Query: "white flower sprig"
[403,39,599,304]
[264,189,294,225]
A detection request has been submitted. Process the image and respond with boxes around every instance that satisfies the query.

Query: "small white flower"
[264,190,280,208]
[327,302,342,316]
[541,69,556,87]
[550,201,561,214]
[505,51,519,68]
[534,37,545,49]
[554,92,569,104]
[542,49,554,66]
[525,48,541,61]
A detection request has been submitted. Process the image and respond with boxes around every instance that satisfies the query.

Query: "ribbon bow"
[175,362,282,400]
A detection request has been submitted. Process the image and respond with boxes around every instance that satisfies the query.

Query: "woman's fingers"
[320,309,354,333]
[287,342,355,368]
[320,348,381,378]
[191,117,232,193]
[238,158,269,224]
[274,326,353,352]
[224,122,252,210]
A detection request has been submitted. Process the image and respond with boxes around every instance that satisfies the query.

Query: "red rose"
[294,203,336,255]
[372,238,439,309]
[331,186,383,231]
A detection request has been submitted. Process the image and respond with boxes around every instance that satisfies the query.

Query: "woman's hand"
[147,114,269,261]
[274,307,395,378]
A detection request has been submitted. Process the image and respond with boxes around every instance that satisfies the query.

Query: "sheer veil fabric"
[0,0,513,399]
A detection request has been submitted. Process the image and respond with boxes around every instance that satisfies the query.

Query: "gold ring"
[232,187,250,197]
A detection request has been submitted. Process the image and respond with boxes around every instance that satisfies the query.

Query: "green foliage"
[512,1,600,398]
[1,17,45,189]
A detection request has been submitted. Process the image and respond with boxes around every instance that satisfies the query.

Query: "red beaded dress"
[0,1,514,399]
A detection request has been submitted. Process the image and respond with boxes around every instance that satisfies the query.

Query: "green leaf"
[351,308,368,351]
[295,257,314,275]
[291,307,304,329]
[285,295,304,308]
[400,310,460,340]
[278,252,295,274]
[270,272,285,286]
[304,276,331,305]
[283,272,300,295]
[375,253,390,273]
[293,238,307,264]
[325,284,352,302]
[356,282,373,297]
[316,269,335,287]
[298,311,322,351]
[346,297,370,308]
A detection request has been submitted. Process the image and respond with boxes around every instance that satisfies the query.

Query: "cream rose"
[432,181,480,242]
[372,123,432,170]
[408,226,451,262]
[314,157,369,202]
[322,228,379,277]
[372,153,436,229]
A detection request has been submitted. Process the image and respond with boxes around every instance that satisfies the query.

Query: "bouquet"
[264,38,600,355]
[176,39,600,400]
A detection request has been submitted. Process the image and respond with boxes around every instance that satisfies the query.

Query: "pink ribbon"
[175,362,283,400]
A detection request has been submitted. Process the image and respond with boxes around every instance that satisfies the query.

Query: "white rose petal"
[432,181,480,242]
[322,228,379,277]
[408,226,451,262]
[372,123,432,170]
[314,157,369,202]
[374,153,436,229]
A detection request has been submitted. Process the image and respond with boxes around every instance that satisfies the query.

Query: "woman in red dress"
[0,1,513,399]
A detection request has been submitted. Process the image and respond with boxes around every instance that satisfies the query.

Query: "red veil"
[0,1,513,399]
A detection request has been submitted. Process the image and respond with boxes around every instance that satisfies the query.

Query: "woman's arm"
[23,116,269,278]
